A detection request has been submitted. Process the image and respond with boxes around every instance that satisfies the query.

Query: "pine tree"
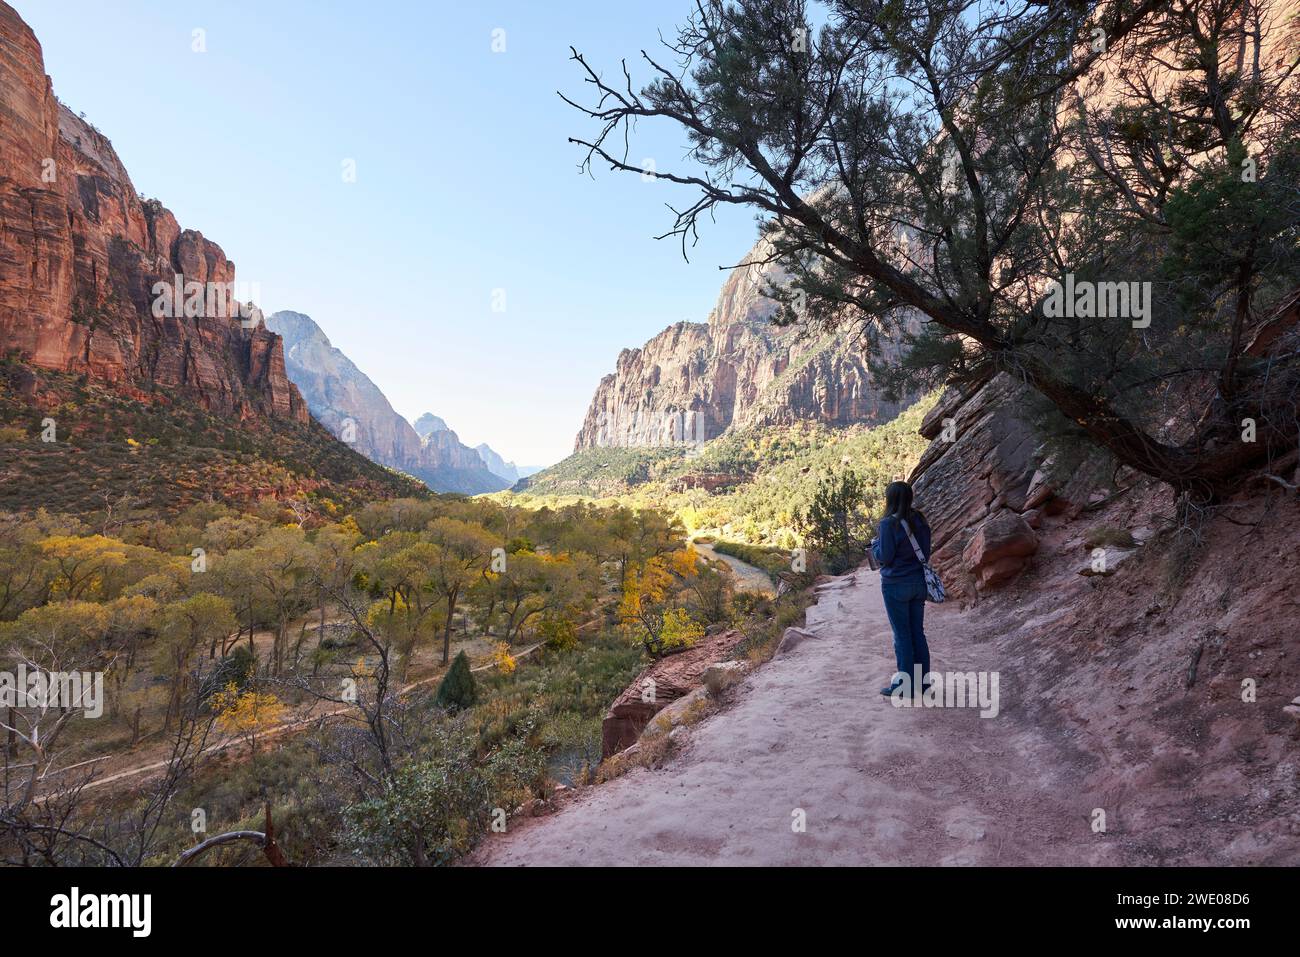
[435,650,477,710]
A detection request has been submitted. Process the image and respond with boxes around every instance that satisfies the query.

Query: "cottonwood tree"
[490,550,600,644]
[423,518,497,665]
[156,594,235,732]
[358,540,441,680]
[602,507,687,588]
[248,528,314,676]
[306,521,362,670]
[209,547,262,656]
[0,516,52,619]
[618,548,705,657]
[295,544,417,790]
[100,595,159,722]
[565,0,1300,500]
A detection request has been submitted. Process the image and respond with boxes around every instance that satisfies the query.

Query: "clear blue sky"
[18,0,760,467]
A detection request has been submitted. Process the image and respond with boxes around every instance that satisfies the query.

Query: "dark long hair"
[883,480,919,524]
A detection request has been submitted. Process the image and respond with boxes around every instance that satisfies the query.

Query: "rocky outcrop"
[0,2,305,424]
[910,304,1300,598]
[575,241,917,450]
[909,372,1109,598]
[962,512,1039,591]
[601,629,747,758]
[909,374,1092,598]
[263,311,508,495]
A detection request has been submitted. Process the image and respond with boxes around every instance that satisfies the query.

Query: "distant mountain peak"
[474,442,519,484]
[413,413,450,438]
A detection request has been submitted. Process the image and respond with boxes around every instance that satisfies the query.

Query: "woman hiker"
[871,480,932,698]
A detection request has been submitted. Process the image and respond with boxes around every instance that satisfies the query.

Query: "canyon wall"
[0,1,305,424]
[575,245,916,450]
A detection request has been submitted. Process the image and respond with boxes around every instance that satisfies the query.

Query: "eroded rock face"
[909,372,1107,597]
[601,629,747,758]
[575,242,917,450]
[0,2,305,423]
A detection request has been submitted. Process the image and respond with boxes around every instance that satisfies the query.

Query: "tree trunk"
[1013,349,1289,500]
[441,589,457,666]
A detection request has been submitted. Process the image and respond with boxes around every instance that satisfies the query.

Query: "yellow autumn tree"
[38,535,131,600]
[212,682,287,756]
[659,607,704,652]
[491,641,517,674]
[618,547,702,658]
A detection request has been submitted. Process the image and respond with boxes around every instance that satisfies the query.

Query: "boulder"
[643,686,711,739]
[963,512,1039,590]
[775,627,821,657]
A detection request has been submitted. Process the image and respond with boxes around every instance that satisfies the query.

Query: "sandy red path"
[473,568,1122,866]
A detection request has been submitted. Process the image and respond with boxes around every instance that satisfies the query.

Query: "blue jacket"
[872,512,932,582]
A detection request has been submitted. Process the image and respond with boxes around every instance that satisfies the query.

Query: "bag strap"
[899,518,928,564]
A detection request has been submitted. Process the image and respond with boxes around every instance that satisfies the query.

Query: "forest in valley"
[0,489,814,866]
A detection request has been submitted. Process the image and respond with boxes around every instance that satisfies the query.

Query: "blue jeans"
[882,578,930,688]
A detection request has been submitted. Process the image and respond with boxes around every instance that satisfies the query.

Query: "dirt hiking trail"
[475,567,1120,866]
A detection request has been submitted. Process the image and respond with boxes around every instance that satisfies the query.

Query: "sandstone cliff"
[0,1,305,424]
[263,311,508,495]
[575,243,916,450]
[416,422,508,494]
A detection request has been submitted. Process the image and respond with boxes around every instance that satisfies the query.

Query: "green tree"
[247,528,313,676]
[423,518,496,665]
[798,470,871,575]
[435,650,477,711]
[342,718,542,866]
